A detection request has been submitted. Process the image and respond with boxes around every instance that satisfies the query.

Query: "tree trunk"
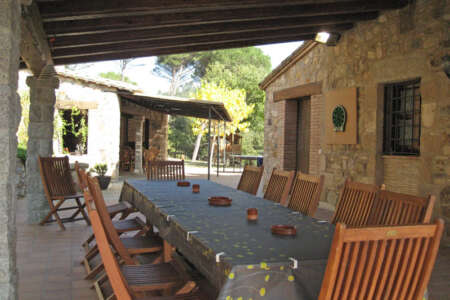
[192,133,202,161]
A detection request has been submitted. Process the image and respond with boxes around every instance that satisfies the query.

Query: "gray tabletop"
[121,179,334,299]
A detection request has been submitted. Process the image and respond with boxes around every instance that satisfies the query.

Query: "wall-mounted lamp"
[315,32,341,46]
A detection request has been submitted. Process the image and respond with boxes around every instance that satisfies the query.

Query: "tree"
[118,59,135,81]
[99,71,137,85]
[153,53,202,96]
[190,81,253,161]
[195,47,271,154]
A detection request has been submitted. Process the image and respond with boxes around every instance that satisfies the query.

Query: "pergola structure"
[22,0,407,67]
[120,92,232,179]
[1,0,412,297]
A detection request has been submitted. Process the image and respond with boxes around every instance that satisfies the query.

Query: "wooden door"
[296,97,311,173]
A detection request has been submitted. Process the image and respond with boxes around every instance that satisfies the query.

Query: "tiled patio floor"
[16,171,450,300]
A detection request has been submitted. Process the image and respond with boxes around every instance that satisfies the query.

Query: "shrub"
[91,163,108,177]
[17,145,27,166]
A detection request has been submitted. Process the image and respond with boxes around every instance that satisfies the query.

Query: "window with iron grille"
[383,79,421,156]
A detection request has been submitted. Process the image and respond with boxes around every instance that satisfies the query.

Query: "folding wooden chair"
[75,161,134,220]
[318,219,444,300]
[38,156,90,230]
[331,179,379,227]
[263,168,294,206]
[237,165,264,195]
[287,172,324,216]
[82,174,162,280]
[77,168,150,274]
[367,188,435,226]
[89,209,204,300]
[147,160,185,181]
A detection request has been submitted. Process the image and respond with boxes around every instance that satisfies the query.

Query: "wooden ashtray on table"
[208,196,232,206]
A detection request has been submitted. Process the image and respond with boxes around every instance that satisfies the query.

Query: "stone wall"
[263,0,450,241]
[0,0,20,298]
[53,78,122,178]
[87,91,121,178]
[121,100,169,160]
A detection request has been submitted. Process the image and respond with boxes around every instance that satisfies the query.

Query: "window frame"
[382,78,421,156]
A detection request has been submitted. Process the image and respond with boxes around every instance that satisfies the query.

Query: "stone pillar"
[0,0,20,298]
[132,116,145,174]
[26,65,59,223]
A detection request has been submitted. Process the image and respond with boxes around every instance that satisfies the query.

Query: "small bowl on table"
[208,196,232,206]
[177,181,190,187]
[271,225,297,236]
[192,184,200,193]
[247,208,258,221]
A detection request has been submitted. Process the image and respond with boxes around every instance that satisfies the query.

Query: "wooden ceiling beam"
[39,0,365,20]
[48,12,374,48]
[41,0,403,29]
[51,23,352,58]
[52,34,316,65]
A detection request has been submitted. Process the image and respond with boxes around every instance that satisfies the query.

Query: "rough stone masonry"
[0,0,21,298]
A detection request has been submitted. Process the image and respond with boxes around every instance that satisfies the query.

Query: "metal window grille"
[383,79,421,156]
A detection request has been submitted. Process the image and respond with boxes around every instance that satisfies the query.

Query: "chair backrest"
[263,168,295,205]
[319,219,444,300]
[89,209,133,300]
[331,179,379,227]
[237,165,264,195]
[86,174,135,264]
[74,161,88,191]
[287,172,324,216]
[146,160,185,181]
[368,189,435,226]
[38,156,77,198]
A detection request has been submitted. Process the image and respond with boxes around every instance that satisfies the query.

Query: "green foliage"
[154,53,203,95]
[17,91,30,147]
[55,107,88,153]
[195,48,271,154]
[69,107,88,146]
[99,71,137,85]
[17,145,27,165]
[91,163,108,177]
[191,81,253,136]
[168,116,196,158]
[156,47,271,156]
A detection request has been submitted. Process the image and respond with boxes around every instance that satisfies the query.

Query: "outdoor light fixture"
[315,32,341,46]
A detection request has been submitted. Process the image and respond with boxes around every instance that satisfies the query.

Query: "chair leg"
[40,199,65,230]
[71,198,91,225]
[84,260,104,280]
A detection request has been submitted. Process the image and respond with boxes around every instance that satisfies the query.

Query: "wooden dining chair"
[147,160,185,181]
[89,208,203,300]
[75,161,134,220]
[331,179,379,227]
[263,168,295,205]
[367,188,435,226]
[83,174,163,280]
[237,165,264,195]
[37,156,90,230]
[76,167,149,269]
[287,172,324,216]
[318,219,444,300]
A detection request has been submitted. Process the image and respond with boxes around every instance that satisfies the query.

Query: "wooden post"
[217,122,220,176]
[207,108,211,180]
[223,122,226,172]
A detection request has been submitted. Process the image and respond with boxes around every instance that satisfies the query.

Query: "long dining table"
[120,179,335,300]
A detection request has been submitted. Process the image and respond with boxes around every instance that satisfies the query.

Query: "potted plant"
[91,163,111,190]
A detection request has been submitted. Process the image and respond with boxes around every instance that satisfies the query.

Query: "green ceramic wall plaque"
[332,105,347,132]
